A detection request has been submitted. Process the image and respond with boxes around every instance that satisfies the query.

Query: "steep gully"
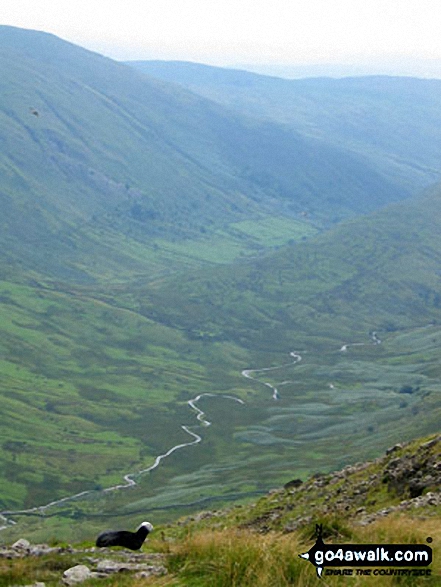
[0,333,380,530]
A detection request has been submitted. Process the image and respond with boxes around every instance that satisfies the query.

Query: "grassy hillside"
[129,60,441,194]
[146,183,441,349]
[1,186,441,543]
[0,26,407,282]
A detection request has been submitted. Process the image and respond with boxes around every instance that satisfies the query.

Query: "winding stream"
[340,331,381,352]
[242,352,302,400]
[0,393,244,529]
[0,332,380,531]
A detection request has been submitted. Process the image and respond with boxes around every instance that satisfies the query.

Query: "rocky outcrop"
[1,540,167,584]
[0,539,74,559]
[358,491,441,525]
[237,434,441,533]
[381,437,441,498]
[62,558,167,584]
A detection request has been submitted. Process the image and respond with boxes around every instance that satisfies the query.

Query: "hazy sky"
[2,0,441,70]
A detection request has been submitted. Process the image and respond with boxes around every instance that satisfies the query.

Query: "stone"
[12,538,30,551]
[91,558,167,577]
[386,443,404,455]
[136,566,168,578]
[193,511,217,522]
[62,565,96,585]
[29,544,69,556]
[421,437,441,450]
[95,559,132,573]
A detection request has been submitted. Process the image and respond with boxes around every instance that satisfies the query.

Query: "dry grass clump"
[165,515,440,586]
[167,528,322,586]
[0,552,78,586]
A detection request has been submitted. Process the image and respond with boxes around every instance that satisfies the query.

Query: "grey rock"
[136,566,168,578]
[94,558,153,573]
[283,478,303,490]
[386,443,405,455]
[193,511,217,522]
[12,538,30,551]
[62,565,99,585]
[421,437,441,450]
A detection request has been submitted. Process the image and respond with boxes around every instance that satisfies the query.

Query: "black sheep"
[96,521,153,550]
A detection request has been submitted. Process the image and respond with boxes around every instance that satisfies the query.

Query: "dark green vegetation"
[0,26,441,544]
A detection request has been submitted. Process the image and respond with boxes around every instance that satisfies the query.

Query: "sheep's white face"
[139,521,154,532]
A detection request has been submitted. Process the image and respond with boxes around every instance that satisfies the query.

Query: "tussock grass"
[167,529,316,586]
[0,552,78,586]
[163,515,440,586]
[356,515,440,546]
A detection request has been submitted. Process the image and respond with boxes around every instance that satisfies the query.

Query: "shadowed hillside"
[147,182,441,349]
[0,26,408,282]
[129,60,441,194]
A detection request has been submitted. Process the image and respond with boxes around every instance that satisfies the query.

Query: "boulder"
[62,565,98,585]
[12,538,30,551]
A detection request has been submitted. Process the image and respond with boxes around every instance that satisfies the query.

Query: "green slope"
[2,187,441,542]
[144,183,441,350]
[0,435,439,587]
[129,60,441,193]
[124,186,441,511]
[0,26,412,281]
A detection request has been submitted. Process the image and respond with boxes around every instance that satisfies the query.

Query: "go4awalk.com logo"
[299,525,433,579]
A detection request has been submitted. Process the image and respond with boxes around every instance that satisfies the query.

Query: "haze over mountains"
[231,57,441,80]
[0,25,411,283]
[1,25,441,541]
[128,60,441,195]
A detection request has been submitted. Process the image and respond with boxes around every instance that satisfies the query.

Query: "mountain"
[1,26,441,542]
[128,60,441,195]
[0,26,409,283]
[234,57,441,78]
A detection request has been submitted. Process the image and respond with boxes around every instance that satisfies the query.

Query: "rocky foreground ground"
[0,538,167,585]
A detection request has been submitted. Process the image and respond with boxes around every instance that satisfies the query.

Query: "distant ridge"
[129,59,441,194]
